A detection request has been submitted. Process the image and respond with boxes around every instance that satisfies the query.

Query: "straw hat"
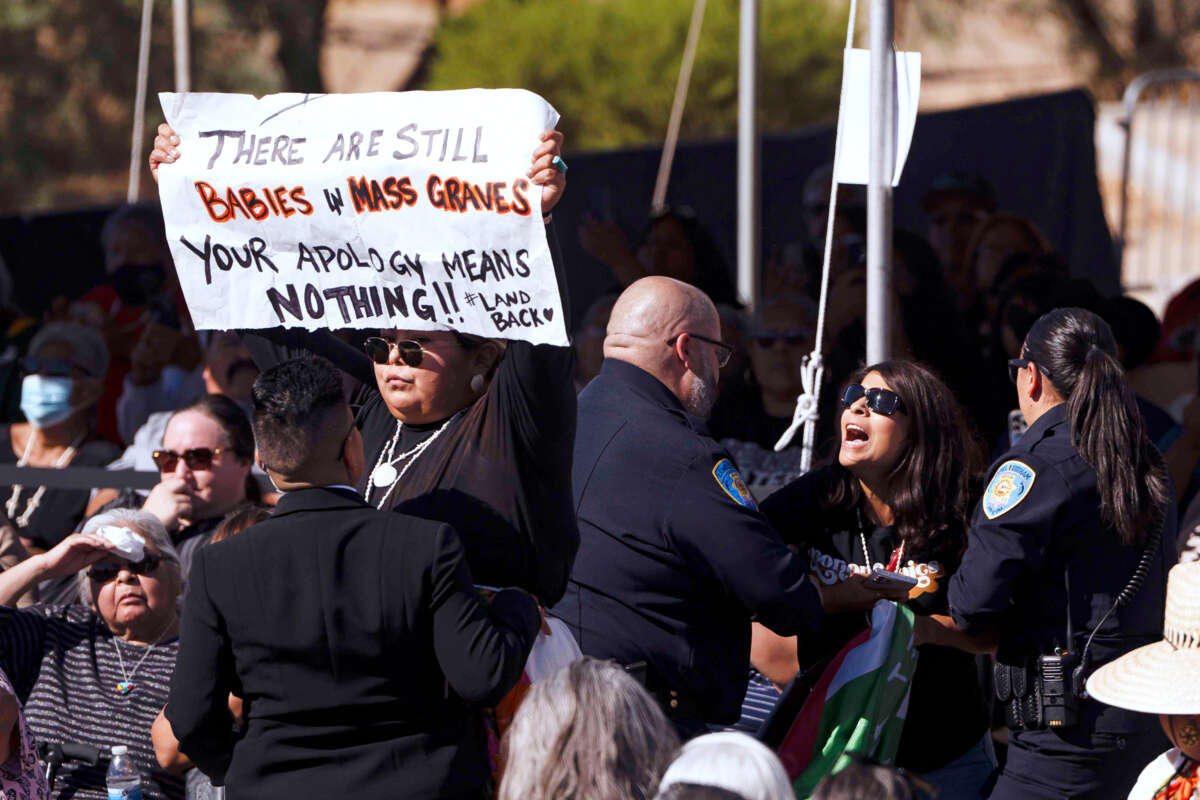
[1087,562,1200,715]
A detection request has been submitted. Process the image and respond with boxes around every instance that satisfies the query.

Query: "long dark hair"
[827,360,982,555]
[1023,307,1169,545]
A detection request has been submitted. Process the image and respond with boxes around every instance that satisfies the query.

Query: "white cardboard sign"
[156,89,567,344]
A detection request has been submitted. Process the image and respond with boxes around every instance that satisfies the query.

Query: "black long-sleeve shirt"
[240,231,578,604]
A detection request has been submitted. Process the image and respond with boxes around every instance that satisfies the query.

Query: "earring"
[1177,719,1200,748]
[470,374,485,394]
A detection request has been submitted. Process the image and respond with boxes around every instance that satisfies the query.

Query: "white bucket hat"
[1087,561,1200,715]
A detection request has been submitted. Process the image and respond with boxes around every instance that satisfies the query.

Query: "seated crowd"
[0,135,1198,800]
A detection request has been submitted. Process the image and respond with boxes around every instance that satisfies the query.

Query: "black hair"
[177,393,261,502]
[251,356,348,475]
[642,208,738,307]
[991,251,1070,299]
[994,271,1103,358]
[826,360,982,556]
[1023,307,1170,545]
[1102,296,1161,371]
[656,785,749,800]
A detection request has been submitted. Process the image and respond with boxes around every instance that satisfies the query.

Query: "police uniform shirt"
[554,358,823,725]
[948,403,1177,735]
[762,466,988,773]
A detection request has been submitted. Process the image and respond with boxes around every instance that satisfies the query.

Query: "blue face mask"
[20,375,76,429]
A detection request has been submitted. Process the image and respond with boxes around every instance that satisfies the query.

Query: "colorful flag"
[776,601,919,798]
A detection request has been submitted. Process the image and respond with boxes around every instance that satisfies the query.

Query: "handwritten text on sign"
[157,89,567,344]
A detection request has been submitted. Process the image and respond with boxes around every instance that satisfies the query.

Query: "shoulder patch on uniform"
[982,460,1037,519]
[713,458,758,510]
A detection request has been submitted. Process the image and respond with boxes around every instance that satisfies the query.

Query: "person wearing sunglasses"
[0,508,187,800]
[948,307,1177,799]
[199,131,578,609]
[82,395,260,588]
[165,356,540,800]
[755,361,995,796]
[555,277,862,738]
[708,296,816,455]
[1,323,120,559]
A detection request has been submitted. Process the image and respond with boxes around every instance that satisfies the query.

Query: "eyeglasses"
[21,357,85,378]
[87,554,166,583]
[666,332,734,368]
[1007,355,1052,385]
[152,447,224,472]
[363,337,425,368]
[752,329,812,349]
[842,383,906,416]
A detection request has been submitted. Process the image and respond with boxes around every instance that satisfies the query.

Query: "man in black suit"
[166,356,541,800]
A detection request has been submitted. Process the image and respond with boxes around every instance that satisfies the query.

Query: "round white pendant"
[372,463,398,488]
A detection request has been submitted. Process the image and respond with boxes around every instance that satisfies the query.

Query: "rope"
[652,0,708,215]
[773,0,858,471]
[127,0,155,202]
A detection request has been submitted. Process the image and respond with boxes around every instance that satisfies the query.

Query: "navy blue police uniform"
[948,403,1176,799]
[554,358,824,737]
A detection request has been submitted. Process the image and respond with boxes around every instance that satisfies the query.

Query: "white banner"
[157,89,567,345]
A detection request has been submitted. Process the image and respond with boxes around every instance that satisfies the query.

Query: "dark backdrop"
[0,89,1115,326]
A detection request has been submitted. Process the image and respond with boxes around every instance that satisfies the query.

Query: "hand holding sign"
[154,89,569,344]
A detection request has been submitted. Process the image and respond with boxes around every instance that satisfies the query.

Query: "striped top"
[730,668,782,736]
[0,605,185,800]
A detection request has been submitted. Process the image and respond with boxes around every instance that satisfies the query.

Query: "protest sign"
[157,89,568,345]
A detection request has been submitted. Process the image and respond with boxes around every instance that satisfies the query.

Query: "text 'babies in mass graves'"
[158,89,567,343]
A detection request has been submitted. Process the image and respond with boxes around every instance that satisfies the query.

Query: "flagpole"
[866,0,894,363]
[737,0,761,312]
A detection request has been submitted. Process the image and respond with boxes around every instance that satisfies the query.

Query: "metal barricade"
[1116,69,1200,308]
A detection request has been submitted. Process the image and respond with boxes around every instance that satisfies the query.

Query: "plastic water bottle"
[106,745,143,800]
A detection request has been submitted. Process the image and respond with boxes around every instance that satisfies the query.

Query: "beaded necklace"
[6,429,86,528]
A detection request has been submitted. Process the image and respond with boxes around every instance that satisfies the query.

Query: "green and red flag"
[777,601,919,798]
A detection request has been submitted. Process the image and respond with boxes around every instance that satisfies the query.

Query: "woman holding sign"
[754,361,994,796]
[150,124,577,606]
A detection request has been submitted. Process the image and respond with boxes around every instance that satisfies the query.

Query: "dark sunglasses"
[21,357,82,378]
[752,329,812,348]
[842,383,906,416]
[666,332,734,368]
[1007,355,1052,385]
[152,447,224,472]
[363,337,425,368]
[87,553,165,583]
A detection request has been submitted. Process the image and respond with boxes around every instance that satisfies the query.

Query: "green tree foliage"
[0,0,294,214]
[423,0,849,150]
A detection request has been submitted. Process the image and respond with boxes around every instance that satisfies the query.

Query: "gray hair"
[655,732,793,800]
[29,322,110,379]
[497,657,680,800]
[77,509,183,606]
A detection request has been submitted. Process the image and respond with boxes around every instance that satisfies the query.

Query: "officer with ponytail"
[947,307,1177,798]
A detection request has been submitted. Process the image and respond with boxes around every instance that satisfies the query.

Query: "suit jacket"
[166,487,541,800]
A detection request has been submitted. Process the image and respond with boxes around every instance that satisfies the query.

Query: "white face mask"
[20,375,77,429]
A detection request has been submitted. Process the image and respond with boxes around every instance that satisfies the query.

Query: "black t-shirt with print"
[761,465,987,773]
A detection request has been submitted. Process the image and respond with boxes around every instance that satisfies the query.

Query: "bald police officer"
[555,277,880,738]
